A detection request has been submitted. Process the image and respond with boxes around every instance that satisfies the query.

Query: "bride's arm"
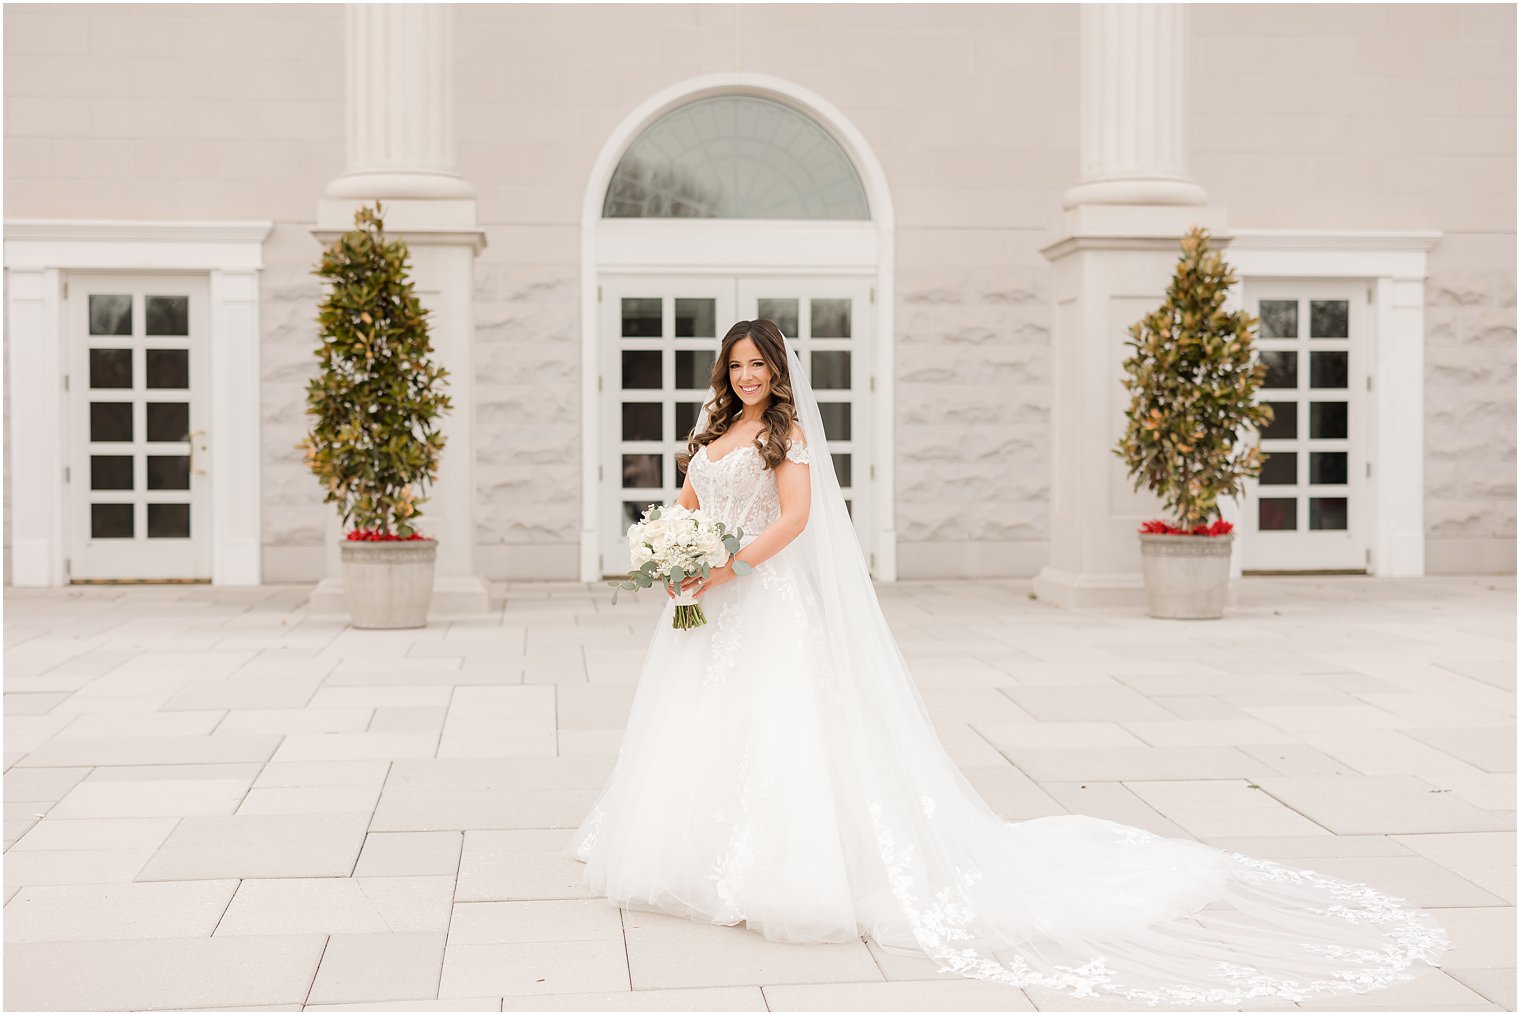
[674,466,699,511]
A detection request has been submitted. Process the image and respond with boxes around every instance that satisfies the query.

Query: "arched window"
[603,95,869,220]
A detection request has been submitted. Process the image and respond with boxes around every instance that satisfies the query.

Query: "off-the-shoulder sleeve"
[785,436,811,465]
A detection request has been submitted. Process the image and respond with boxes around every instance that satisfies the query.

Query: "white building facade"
[4,3,1514,604]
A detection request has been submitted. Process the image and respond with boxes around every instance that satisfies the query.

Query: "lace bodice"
[688,438,810,548]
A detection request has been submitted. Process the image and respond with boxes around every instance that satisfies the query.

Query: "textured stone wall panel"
[473,264,581,548]
[1425,270,1517,544]
[895,268,1051,546]
[261,258,329,547]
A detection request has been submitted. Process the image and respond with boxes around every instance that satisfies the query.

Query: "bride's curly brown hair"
[676,319,800,474]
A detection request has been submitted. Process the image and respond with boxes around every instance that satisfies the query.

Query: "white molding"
[1226,229,1442,280]
[1226,228,1441,578]
[5,219,274,249]
[4,218,273,587]
[579,71,897,583]
[597,219,878,273]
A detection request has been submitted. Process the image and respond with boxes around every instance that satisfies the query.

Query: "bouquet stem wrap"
[670,592,707,630]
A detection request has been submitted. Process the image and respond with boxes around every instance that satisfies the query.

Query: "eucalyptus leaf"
[731,559,754,576]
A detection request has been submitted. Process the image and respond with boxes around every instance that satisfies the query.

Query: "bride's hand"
[683,564,734,600]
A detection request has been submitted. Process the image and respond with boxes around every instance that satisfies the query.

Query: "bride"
[565,319,1448,1005]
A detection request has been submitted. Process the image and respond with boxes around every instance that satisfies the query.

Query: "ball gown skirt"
[564,443,1447,1006]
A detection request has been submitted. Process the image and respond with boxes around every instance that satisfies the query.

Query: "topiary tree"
[299,201,452,538]
[1114,225,1273,530]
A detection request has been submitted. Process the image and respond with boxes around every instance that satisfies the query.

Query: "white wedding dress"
[566,402,1448,1006]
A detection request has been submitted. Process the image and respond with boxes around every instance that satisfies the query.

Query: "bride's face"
[727,336,773,412]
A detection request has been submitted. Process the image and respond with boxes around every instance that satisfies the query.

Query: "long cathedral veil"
[687,326,1447,1005]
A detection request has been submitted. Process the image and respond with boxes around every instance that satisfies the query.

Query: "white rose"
[705,535,730,567]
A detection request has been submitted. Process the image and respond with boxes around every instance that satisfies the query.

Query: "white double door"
[66,274,212,581]
[598,274,875,578]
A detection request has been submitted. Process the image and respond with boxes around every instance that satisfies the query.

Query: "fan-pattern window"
[603,95,869,220]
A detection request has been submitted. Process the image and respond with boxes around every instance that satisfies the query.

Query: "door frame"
[66,274,214,580]
[579,72,897,583]
[4,219,271,586]
[1225,229,1440,577]
[596,275,877,579]
[1237,278,1371,572]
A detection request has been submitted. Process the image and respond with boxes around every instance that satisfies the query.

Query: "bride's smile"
[730,339,772,415]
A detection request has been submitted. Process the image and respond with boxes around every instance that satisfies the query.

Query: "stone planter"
[1137,532,1235,620]
[338,538,437,629]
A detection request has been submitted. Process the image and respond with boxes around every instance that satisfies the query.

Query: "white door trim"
[1224,229,1441,577]
[4,219,272,586]
[579,72,897,582]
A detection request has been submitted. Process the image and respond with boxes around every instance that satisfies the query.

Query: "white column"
[4,268,66,586]
[209,269,262,585]
[1062,3,1207,209]
[325,3,474,201]
[1033,2,1231,608]
[312,1,489,615]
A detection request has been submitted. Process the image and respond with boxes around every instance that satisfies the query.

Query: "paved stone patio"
[3,575,1514,1012]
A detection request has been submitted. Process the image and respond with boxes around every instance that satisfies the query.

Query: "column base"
[307,574,492,618]
[1062,176,1208,209]
[324,170,475,202]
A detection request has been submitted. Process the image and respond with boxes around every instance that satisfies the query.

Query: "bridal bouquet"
[607,504,753,629]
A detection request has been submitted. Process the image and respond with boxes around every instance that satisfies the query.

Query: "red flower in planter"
[1139,519,1235,537]
[345,529,431,542]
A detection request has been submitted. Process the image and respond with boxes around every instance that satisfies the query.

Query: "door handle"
[187,429,207,475]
